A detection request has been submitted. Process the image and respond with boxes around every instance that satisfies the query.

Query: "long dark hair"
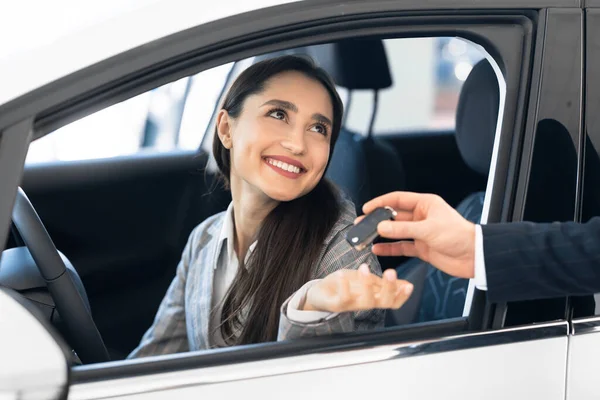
[212,55,344,345]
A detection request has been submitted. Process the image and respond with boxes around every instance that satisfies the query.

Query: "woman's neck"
[230,177,278,264]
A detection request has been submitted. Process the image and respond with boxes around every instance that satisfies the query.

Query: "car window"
[17,35,506,367]
[25,63,233,164]
[344,37,485,136]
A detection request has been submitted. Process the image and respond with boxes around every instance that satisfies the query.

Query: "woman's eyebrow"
[261,99,332,126]
[261,99,298,112]
[313,113,332,127]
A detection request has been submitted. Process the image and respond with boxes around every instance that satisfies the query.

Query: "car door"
[0,1,581,399]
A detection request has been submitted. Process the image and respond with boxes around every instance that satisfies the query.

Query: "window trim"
[493,8,584,328]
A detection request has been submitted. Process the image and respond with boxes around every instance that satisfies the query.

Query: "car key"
[346,206,397,251]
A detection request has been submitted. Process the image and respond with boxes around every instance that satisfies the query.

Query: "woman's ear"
[216,110,233,149]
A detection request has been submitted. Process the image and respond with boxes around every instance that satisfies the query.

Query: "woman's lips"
[263,157,304,179]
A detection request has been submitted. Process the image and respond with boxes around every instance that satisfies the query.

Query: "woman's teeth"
[266,158,302,174]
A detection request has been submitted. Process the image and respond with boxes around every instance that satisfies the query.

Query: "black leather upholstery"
[325,128,371,208]
[306,39,392,90]
[363,138,407,198]
[455,59,500,176]
[308,39,406,211]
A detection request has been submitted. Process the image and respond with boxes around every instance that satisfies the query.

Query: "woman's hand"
[302,264,414,313]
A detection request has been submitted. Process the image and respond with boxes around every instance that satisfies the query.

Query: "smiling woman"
[128,55,413,357]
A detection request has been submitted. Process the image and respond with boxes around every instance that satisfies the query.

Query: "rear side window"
[25,63,233,164]
[343,37,485,136]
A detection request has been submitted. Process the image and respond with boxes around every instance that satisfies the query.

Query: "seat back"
[388,59,500,325]
[307,39,407,212]
[325,128,371,209]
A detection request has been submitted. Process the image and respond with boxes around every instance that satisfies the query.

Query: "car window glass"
[344,37,485,136]
[25,63,233,164]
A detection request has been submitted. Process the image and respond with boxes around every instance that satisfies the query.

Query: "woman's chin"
[263,188,303,203]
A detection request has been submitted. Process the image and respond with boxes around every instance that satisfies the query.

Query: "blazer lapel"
[194,219,225,350]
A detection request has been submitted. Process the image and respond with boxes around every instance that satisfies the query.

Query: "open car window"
[14,33,506,367]
[25,63,233,164]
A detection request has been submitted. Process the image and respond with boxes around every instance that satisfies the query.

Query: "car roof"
[0,0,297,108]
[0,0,581,111]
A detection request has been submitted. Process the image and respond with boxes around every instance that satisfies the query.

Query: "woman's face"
[217,71,334,202]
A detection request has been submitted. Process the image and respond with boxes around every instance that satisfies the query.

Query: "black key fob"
[346,206,397,251]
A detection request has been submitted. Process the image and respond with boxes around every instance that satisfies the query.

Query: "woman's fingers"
[374,269,397,308]
[348,268,414,310]
[356,266,378,309]
[391,281,414,309]
[320,266,416,312]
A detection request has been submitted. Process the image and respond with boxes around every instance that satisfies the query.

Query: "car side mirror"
[0,286,69,400]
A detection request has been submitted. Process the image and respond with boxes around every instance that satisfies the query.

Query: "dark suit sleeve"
[482,217,600,303]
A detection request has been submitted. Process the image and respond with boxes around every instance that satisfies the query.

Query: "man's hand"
[302,264,413,313]
[359,192,476,279]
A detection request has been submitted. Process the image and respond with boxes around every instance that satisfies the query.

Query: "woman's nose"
[280,130,306,155]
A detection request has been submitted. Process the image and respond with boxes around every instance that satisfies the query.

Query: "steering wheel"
[11,187,110,364]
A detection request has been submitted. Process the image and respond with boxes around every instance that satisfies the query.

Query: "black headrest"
[455,59,500,176]
[253,38,392,91]
[306,38,392,90]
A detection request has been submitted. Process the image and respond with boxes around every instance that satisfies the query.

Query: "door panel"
[69,323,568,400]
[18,151,231,358]
[566,319,600,400]
[565,8,600,400]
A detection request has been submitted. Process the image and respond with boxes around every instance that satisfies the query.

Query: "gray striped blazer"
[128,196,383,358]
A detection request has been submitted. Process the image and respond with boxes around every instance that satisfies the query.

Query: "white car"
[1,0,600,399]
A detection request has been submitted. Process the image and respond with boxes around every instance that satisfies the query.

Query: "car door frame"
[565,4,600,400]
[0,0,580,398]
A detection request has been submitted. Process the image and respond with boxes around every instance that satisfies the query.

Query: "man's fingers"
[362,191,422,215]
[377,220,426,241]
[372,241,418,257]
[353,211,413,226]
[393,211,414,222]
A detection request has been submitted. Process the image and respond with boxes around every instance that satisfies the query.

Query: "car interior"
[0,35,502,363]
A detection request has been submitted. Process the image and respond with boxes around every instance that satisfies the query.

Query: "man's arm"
[481,217,600,303]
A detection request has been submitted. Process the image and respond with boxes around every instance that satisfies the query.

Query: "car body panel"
[566,318,600,400]
[0,288,68,400]
[0,0,299,107]
[69,322,568,400]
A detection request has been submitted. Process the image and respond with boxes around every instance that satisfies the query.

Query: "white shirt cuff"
[474,224,488,290]
[286,279,337,323]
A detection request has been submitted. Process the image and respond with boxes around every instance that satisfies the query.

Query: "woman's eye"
[269,110,286,120]
[310,124,328,135]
